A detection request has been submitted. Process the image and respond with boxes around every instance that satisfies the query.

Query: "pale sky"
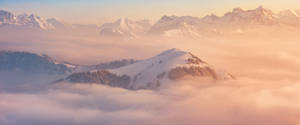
[0,0,299,24]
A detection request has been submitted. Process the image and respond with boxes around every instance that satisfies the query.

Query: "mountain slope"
[277,10,300,25]
[220,6,277,25]
[149,15,202,37]
[0,10,16,25]
[16,14,55,30]
[0,10,60,30]
[46,18,65,28]
[99,18,151,38]
[148,6,279,37]
[62,48,233,90]
[0,51,74,74]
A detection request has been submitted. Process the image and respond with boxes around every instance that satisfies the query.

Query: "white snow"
[278,10,299,18]
[0,10,56,30]
[150,15,203,37]
[99,18,151,38]
[109,48,210,89]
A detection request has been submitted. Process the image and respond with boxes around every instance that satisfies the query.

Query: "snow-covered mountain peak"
[253,6,273,14]
[0,10,62,30]
[99,18,151,38]
[278,9,299,17]
[115,18,130,28]
[46,18,65,28]
[256,5,264,11]
[203,14,219,19]
[149,15,202,37]
[14,13,55,30]
[0,10,16,24]
[159,15,178,22]
[106,48,231,89]
[228,6,274,17]
[232,8,244,13]
[25,14,55,29]
[157,48,185,56]
[276,9,300,25]
[61,48,233,90]
[222,6,277,25]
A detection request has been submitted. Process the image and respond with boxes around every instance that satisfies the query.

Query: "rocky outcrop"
[95,59,138,70]
[65,70,131,89]
[168,66,217,80]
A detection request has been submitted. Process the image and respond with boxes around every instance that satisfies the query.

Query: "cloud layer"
[1,77,300,125]
[1,22,300,125]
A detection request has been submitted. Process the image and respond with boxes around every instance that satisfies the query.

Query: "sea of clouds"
[1,78,300,125]
[1,28,300,125]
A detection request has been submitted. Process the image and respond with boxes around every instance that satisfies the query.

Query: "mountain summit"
[221,6,277,25]
[0,10,59,30]
[62,48,233,90]
[99,18,151,38]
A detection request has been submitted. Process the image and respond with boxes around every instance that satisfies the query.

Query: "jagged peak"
[116,17,130,23]
[232,7,244,13]
[202,14,220,21]
[253,6,274,14]
[46,18,62,23]
[206,13,219,18]
[157,48,186,57]
[154,48,207,65]
[58,48,233,90]
[0,10,14,15]
[160,15,178,21]
[278,9,299,17]
[256,5,265,11]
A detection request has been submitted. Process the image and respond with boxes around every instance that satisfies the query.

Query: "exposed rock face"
[0,51,72,75]
[187,52,206,64]
[94,59,138,70]
[168,66,217,80]
[65,70,131,89]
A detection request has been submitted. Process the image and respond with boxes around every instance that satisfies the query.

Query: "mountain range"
[99,18,151,38]
[0,49,233,90]
[1,6,300,37]
[0,10,56,30]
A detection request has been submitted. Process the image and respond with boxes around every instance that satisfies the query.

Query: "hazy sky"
[0,0,300,24]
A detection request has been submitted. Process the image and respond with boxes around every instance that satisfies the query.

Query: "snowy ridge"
[17,14,55,30]
[147,6,300,37]
[99,18,151,38]
[278,10,299,17]
[0,51,74,75]
[220,6,277,25]
[110,48,208,78]
[109,48,232,89]
[62,48,233,90]
[3,6,300,37]
[0,10,59,30]
[0,10,16,25]
[149,15,202,37]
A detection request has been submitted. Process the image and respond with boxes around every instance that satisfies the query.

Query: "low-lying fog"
[1,29,300,125]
